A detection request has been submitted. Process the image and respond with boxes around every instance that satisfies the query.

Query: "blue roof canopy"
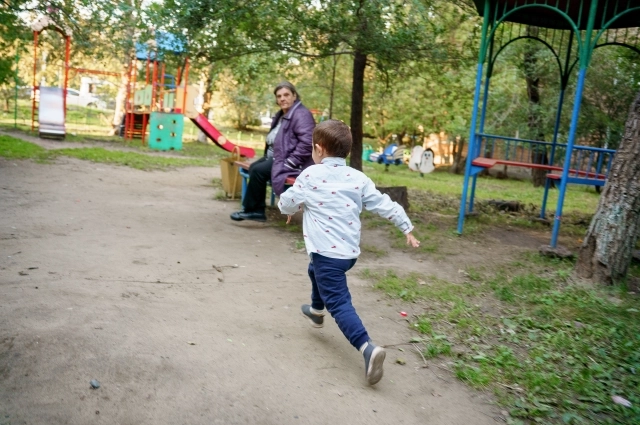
[135,32,185,61]
[472,0,640,30]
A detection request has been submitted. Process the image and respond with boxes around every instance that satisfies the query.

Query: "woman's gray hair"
[273,81,300,101]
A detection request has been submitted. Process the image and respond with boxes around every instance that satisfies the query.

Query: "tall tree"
[575,89,640,285]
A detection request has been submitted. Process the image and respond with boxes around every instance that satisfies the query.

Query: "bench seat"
[235,160,296,206]
[471,157,607,183]
[546,173,607,187]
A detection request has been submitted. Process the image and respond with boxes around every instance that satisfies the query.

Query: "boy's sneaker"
[362,342,386,385]
[301,304,324,328]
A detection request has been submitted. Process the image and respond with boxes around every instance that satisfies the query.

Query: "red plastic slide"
[190,113,255,158]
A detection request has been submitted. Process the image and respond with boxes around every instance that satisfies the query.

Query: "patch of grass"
[363,254,640,424]
[413,315,433,334]
[56,147,217,170]
[210,177,223,189]
[424,337,452,358]
[0,135,222,170]
[363,270,423,301]
[0,135,54,162]
[361,243,387,257]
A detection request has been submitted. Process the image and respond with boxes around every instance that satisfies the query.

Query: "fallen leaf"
[612,395,632,407]
[187,342,196,345]
[395,358,406,365]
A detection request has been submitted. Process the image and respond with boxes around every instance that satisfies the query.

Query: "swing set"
[458,0,640,248]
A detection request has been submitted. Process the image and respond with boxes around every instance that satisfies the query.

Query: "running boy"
[278,119,420,385]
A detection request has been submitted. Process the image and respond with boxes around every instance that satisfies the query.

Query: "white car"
[260,116,273,128]
[66,89,106,109]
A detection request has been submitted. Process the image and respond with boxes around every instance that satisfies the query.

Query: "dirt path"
[0,151,507,423]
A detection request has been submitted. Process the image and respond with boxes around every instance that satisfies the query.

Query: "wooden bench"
[235,160,296,206]
[471,157,607,184]
[546,173,607,187]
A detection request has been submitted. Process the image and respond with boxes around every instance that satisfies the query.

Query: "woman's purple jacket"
[269,100,316,196]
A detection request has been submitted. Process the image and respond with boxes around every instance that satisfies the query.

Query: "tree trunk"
[524,26,548,187]
[198,65,216,143]
[329,54,338,119]
[575,90,640,285]
[449,136,466,174]
[378,186,409,211]
[110,62,130,136]
[349,50,366,172]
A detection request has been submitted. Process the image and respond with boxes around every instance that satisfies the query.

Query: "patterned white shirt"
[278,157,414,259]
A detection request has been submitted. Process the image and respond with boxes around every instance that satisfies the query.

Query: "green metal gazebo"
[458,0,640,247]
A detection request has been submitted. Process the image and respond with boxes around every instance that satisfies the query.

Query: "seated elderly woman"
[230,81,316,222]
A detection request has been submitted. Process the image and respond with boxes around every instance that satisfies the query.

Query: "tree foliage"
[153,0,476,170]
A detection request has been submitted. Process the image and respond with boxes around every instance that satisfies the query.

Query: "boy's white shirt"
[278,157,413,259]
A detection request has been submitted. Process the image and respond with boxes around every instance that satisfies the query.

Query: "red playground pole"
[63,35,70,120]
[159,62,165,110]
[150,58,158,113]
[181,57,189,114]
[140,56,151,144]
[31,31,38,132]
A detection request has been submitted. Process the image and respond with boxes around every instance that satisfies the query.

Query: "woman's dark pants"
[243,157,273,213]
[308,253,370,350]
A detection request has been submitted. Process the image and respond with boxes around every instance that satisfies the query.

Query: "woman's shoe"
[230,211,267,222]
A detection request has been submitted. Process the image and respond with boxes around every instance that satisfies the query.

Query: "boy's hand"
[406,233,420,248]
[286,205,304,224]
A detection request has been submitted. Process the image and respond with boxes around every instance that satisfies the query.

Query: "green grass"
[363,255,640,424]
[361,243,388,257]
[0,135,53,161]
[56,147,218,170]
[0,135,219,170]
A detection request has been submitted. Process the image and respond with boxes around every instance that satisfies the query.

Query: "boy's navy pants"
[308,253,370,350]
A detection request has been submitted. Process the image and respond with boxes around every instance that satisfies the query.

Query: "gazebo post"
[457,0,491,234]
[541,30,574,219]
[468,35,495,214]
[550,0,599,247]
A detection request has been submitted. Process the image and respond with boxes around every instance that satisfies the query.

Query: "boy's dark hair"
[313,119,352,158]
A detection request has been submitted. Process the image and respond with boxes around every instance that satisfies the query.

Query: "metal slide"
[189,114,255,158]
[38,87,66,139]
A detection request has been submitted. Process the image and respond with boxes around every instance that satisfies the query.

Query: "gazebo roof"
[473,0,640,30]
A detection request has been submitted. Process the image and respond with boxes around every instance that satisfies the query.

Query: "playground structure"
[364,142,435,176]
[123,34,254,157]
[28,20,253,157]
[30,17,122,138]
[458,0,640,248]
[30,17,71,138]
